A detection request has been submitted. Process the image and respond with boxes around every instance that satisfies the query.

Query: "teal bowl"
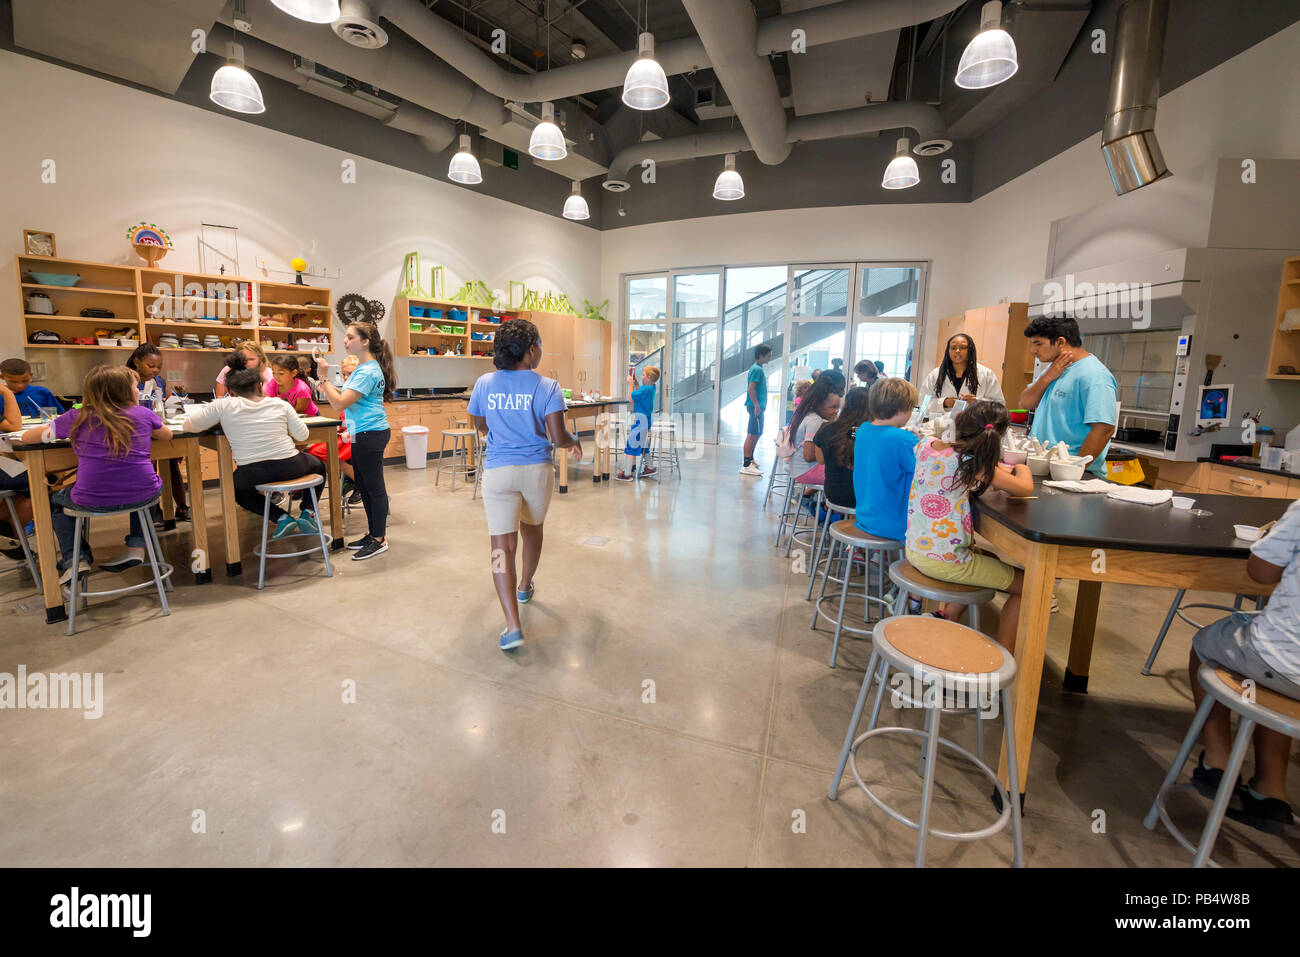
[29,272,81,286]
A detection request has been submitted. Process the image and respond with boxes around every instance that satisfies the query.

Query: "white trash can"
[401,425,430,469]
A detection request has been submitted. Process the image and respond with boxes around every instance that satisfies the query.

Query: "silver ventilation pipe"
[681,0,791,165]
[604,101,949,188]
[755,0,964,54]
[1102,0,1172,195]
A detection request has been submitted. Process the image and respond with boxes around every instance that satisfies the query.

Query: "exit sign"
[504,149,519,170]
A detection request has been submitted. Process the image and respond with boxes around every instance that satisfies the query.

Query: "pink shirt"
[216,365,273,389]
[265,376,319,416]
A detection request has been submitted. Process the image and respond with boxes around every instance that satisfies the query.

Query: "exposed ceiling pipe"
[373,0,707,105]
[680,0,791,165]
[226,0,509,131]
[1102,0,1172,195]
[754,0,964,54]
[604,101,949,186]
[214,24,459,152]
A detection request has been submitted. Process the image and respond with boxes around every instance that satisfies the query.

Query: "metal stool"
[1145,662,1300,866]
[762,438,792,511]
[828,615,1025,867]
[889,560,996,635]
[1142,591,1266,676]
[253,475,333,590]
[645,420,681,477]
[0,489,40,589]
[787,483,825,557]
[806,498,856,599]
[774,470,817,553]
[63,495,173,636]
[812,520,903,668]
[435,428,479,491]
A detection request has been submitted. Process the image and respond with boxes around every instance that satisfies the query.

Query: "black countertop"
[388,392,470,403]
[1197,457,1297,481]
[975,479,1284,558]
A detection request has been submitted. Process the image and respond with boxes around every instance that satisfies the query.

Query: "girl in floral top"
[904,401,1033,651]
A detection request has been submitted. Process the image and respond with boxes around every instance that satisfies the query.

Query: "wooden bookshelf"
[1266,257,1300,380]
[253,281,333,356]
[393,296,520,359]
[17,254,142,351]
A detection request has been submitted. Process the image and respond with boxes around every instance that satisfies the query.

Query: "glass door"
[785,264,851,425]
[720,265,787,446]
[667,270,721,444]
[851,262,927,386]
[626,273,667,412]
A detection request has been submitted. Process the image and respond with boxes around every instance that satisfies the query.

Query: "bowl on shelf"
[27,271,81,287]
[97,337,118,347]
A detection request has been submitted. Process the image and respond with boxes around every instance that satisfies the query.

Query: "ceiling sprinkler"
[571,39,587,60]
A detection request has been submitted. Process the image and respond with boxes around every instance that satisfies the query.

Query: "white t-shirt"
[920,363,1006,406]
[1249,498,1300,682]
[794,411,825,463]
[183,395,308,467]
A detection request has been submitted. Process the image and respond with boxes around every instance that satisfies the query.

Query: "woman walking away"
[316,321,395,561]
[468,319,583,652]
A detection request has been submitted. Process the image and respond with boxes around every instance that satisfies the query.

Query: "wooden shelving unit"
[14,256,332,359]
[1265,257,1300,380]
[393,296,520,359]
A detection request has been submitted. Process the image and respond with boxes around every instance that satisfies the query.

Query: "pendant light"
[448,134,482,185]
[562,181,590,221]
[529,102,567,161]
[269,0,341,23]
[955,1,1019,89]
[881,137,919,189]
[210,42,265,115]
[623,33,670,110]
[712,154,745,201]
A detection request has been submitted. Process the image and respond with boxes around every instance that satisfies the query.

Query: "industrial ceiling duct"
[1102,0,1172,195]
[332,0,388,49]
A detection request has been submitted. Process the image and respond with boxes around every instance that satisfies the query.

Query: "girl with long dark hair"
[812,386,870,507]
[316,321,396,560]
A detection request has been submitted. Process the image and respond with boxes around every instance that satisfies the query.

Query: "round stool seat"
[254,474,324,494]
[61,494,162,518]
[1211,668,1300,728]
[829,519,900,550]
[877,616,1014,687]
[890,559,996,605]
[442,428,476,436]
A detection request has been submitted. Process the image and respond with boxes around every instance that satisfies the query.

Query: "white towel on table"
[1043,478,1173,506]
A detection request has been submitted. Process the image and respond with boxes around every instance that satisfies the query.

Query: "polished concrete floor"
[1,446,1297,867]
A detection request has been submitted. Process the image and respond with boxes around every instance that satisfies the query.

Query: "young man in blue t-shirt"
[1019,316,1117,477]
[1,358,64,418]
[741,343,773,476]
[615,366,660,482]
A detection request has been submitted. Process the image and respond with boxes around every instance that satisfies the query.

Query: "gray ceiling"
[5,0,1299,229]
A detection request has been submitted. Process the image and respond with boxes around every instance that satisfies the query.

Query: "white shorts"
[481,463,555,535]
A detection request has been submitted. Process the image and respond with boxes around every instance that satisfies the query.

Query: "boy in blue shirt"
[853,377,920,543]
[741,344,773,476]
[1018,316,1117,477]
[615,366,660,482]
[1,358,64,418]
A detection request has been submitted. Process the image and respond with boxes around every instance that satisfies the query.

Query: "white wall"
[0,49,602,391]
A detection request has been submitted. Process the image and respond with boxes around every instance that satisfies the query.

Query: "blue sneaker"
[517,581,534,604]
[272,514,298,539]
[499,628,524,651]
[296,511,320,535]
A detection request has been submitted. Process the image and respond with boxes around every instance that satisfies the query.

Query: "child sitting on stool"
[615,366,659,482]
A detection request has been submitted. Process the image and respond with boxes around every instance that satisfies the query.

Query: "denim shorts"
[746,407,764,437]
[1193,612,1300,699]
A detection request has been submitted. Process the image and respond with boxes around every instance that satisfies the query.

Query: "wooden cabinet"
[379,397,470,458]
[931,302,1031,404]
[1265,256,1300,381]
[1206,465,1293,498]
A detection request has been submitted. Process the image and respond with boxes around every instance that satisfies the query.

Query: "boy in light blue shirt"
[1020,316,1117,477]
[615,366,659,482]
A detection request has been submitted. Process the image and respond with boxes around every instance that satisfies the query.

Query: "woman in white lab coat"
[920,333,1006,409]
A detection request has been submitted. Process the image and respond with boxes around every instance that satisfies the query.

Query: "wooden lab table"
[199,416,344,577]
[973,483,1285,804]
[555,398,628,493]
[6,427,212,624]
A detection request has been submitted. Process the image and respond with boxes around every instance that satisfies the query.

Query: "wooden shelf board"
[259,303,331,311]
[21,283,137,296]
[1267,374,1300,381]
[156,347,230,353]
[25,314,139,323]
[19,254,138,271]
[25,343,133,350]
[140,267,249,284]
[145,320,252,332]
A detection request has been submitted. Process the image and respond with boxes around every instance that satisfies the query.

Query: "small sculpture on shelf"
[290,257,308,285]
[126,222,172,267]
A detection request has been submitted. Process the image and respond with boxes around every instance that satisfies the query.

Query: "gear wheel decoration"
[367,300,386,322]
[335,293,371,325]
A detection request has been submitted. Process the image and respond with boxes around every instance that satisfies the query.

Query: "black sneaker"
[347,534,375,550]
[347,489,363,505]
[352,539,388,561]
[1191,750,1241,801]
[1227,782,1296,836]
[1,543,27,561]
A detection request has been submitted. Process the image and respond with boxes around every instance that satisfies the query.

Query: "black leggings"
[233,452,326,521]
[350,429,390,539]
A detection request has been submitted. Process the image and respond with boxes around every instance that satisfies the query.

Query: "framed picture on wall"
[23,230,56,257]
[1196,384,1232,427]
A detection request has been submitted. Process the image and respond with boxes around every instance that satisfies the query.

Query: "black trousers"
[350,429,390,539]
[232,452,325,521]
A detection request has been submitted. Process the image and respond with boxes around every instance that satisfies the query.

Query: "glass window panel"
[858,266,920,318]
[672,272,720,319]
[628,275,667,321]
[854,321,915,383]
[786,321,847,423]
[671,322,717,441]
[628,322,666,412]
[791,268,850,317]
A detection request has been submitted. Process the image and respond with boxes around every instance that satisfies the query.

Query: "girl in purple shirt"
[22,365,171,582]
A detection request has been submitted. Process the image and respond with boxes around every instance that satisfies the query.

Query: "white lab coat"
[919,363,1005,406]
